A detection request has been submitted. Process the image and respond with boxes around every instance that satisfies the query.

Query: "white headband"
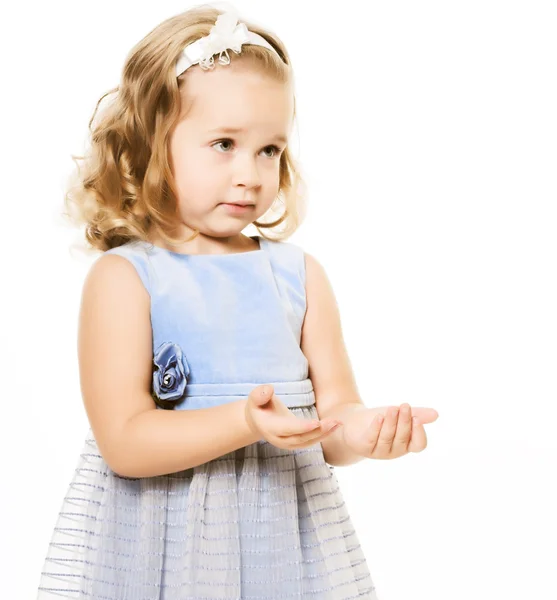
[175,9,280,77]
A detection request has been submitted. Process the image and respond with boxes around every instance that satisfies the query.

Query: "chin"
[201,225,250,239]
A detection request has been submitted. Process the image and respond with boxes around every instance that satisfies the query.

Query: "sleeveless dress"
[36,235,378,600]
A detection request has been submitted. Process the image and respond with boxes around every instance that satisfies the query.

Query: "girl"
[36,3,439,599]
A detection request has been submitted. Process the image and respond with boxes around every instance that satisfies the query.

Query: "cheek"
[261,160,281,183]
[172,152,216,196]
[270,165,282,192]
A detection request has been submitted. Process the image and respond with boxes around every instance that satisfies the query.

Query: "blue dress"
[36,234,378,599]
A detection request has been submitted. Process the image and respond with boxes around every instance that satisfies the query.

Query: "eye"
[262,145,282,159]
[212,139,283,158]
[213,139,234,153]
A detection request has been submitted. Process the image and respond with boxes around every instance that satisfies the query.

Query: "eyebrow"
[208,126,287,144]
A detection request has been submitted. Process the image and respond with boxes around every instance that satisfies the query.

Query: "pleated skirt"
[36,403,378,599]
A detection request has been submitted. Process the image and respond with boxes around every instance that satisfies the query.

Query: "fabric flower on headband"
[197,10,250,70]
[151,342,190,409]
[174,5,279,77]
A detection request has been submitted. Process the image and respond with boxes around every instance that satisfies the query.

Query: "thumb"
[252,384,274,407]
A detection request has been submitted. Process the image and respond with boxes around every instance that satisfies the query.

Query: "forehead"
[180,63,293,136]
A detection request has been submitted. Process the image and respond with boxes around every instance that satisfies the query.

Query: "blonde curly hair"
[62,4,307,254]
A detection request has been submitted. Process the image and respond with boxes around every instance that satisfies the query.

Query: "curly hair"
[62,3,307,255]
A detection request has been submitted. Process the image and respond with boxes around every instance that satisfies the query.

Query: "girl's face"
[168,61,293,241]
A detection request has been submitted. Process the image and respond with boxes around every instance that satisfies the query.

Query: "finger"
[408,418,428,452]
[293,420,341,442]
[361,406,440,424]
[272,416,324,437]
[365,413,385,453]
[392,403,412,453]
[374,406,399,455]
[410,407,439,424]
[276,418,338,439]
[284,421,343,448]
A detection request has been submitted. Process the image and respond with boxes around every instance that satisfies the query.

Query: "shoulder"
[264,236,304,260]
[264,238,330,289]
[79,250,151,371]
[302,250,322,274]
[85,244,151,303]
[262,236,307,279]
[93,241,152,297]
[302,251,336,309]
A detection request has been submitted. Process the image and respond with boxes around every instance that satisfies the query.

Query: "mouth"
[220,202,255,214]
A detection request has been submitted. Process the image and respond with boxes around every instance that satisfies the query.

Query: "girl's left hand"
[341,404,439,459]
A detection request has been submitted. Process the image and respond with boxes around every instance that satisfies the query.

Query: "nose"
[232,152,262,190]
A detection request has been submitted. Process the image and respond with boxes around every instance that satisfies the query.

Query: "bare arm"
[112,399,259,477]
[300,252,368,467]
[78,254,260,479]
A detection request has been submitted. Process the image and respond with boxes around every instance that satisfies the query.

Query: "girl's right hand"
[245,384,342,450]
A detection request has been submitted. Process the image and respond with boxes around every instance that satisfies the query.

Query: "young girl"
[36,3,438,598]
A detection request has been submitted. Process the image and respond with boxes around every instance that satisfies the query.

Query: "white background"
[1,1,556,598]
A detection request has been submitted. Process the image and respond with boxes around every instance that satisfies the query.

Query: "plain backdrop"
[1,1,555,598]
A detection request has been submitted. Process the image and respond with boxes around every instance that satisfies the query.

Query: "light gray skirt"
[36,402,378,599]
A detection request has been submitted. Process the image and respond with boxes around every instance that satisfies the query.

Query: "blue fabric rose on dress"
[151,342,190,409]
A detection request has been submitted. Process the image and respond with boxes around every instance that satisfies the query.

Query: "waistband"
[172,378,315,410]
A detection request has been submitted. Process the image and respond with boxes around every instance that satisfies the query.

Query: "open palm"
[341,404,439,459]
